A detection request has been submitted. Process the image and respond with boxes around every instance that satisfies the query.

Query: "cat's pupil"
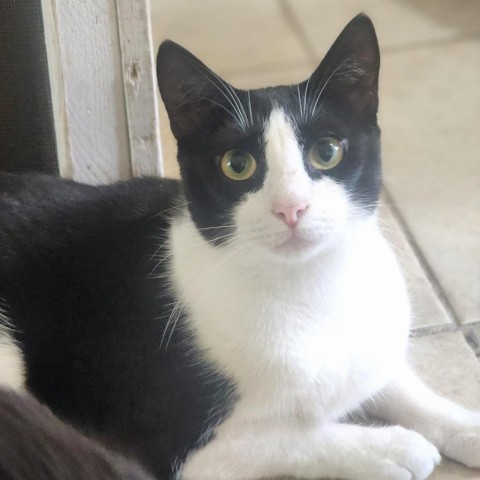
[316,142,334,163]
[229,153,248,173]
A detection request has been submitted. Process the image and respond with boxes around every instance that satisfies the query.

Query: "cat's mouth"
[273,232,318,251]
[238,222,338,259]
[265,228,333,258]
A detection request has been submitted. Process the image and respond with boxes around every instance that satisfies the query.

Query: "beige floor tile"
[284,0,480,58]
[409,332,480,410]
[149,0,309,76]
[431,458,480,479]
[378,203,452,329]
[410,332,480,478]
[379,39,480,325]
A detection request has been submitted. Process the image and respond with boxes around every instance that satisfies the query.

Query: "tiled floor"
[150,1,480,478]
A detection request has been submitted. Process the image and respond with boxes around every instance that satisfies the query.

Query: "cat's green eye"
[308,137,344,170]
[220,150,257,181]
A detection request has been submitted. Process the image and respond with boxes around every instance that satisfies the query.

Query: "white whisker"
[199,67,249,130]
[160,296,186,350]
[202,97,246,130]
[247,90,254,126]
[309,62,347,120]
[297,84,303,119]
[159,241,248,351]
[303,73,313,122]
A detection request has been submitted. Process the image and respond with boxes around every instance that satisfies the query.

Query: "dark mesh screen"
[0,0,58,174]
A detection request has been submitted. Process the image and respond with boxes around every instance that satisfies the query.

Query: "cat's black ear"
[306,14,380,115]
[157,41,232,139]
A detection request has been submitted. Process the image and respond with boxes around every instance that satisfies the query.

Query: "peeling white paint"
[41,0,162,183]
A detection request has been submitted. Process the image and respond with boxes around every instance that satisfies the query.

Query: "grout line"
[381,29,480,55]
[462,321,480,329]
[412,326,480,365]
[462,324,480,357]
[410,323,457,338]
[410,324,480,367]
[382,187,461,326]
[276,0,319,64]
[410,322,480,340]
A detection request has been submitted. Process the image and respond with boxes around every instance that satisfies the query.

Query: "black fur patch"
[0,174,234,479]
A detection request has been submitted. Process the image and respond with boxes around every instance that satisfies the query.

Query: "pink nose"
[273,202,309,228]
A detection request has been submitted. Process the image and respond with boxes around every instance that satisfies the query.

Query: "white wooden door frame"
[41,0,163,184]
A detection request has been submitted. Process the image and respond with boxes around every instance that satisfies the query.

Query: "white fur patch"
[171,107,415,479]
[234,109,353,262]
[0,309,25,391]
[173,208,413,479]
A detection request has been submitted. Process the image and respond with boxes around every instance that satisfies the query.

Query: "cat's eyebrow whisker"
[302,73,314,122]
[219,76,250,129]
[202,97,247,132]
[226,83,250,130]
[247,90,254,126]
[309,61,347,120]
[304,65,329,121]
[199,67,249,131]
[297,84,303,120]
[201,68,244,118]
[201,78,247,130]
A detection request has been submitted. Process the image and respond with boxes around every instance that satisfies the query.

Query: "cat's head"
[157,14,381,262]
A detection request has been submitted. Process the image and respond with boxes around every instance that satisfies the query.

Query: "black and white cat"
[0,14,479,480]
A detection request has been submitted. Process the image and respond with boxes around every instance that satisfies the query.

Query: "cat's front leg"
[178,421,440,480]
[368,365,480,469]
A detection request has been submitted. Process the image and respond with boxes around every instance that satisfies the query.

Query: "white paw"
[442,412,480,469]
[359,426,441,480]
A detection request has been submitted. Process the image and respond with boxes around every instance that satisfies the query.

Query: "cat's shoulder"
[0,172,181,216]
[0,173,183,233]
[0,173,182,269]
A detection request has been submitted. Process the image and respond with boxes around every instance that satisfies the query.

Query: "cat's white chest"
[171,217,411,424]
[224,289,408,423]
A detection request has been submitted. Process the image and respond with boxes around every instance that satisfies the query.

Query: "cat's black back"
[0,173,232,479]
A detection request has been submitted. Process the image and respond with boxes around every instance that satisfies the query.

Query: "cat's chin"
[262,231,337,262]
